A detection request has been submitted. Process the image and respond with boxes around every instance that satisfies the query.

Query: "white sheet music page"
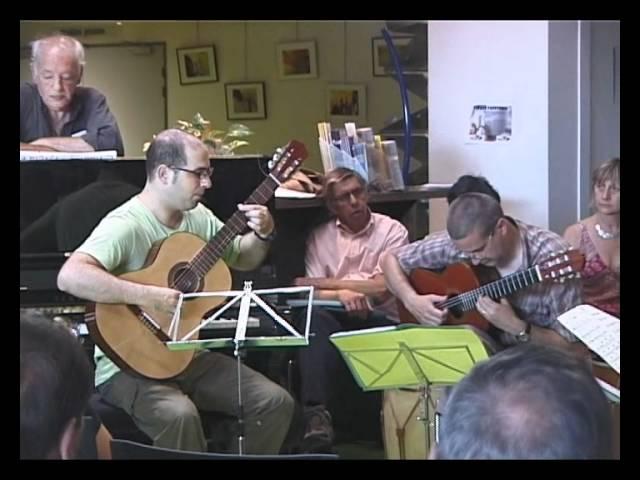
[558,304,620,374]
[19,150,118,161]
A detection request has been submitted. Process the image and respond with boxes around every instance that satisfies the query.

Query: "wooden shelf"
[276,184,448,210]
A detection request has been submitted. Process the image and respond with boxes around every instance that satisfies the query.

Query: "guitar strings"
[436,268,537,313]
[171,176,277,290]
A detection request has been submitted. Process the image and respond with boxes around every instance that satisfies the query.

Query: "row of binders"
[317,122,405,191]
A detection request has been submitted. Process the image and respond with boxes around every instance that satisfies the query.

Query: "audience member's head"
[322,167,370,232]
[20,312,93,459]
[591,157,620,213]
[30,34,85,114]
[447,192,504,241]
[434,344,613,459]
[591,157,620,194]
[447,174,501,205]
[322,167,367,203]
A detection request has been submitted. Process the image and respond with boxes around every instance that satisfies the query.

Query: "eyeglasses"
[333,186,366,205]
[170,166,214,180]
[464,219,502,257]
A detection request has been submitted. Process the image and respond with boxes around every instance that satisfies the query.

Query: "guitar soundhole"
[168,263,203,294]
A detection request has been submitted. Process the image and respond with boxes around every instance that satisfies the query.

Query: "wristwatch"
[515,322,532,343]
[254,228,276,242]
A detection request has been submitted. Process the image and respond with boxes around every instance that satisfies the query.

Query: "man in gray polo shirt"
[20,34,124,155]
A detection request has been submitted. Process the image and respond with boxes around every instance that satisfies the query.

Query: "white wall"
[428,21,550,232]
[20,21,426,171]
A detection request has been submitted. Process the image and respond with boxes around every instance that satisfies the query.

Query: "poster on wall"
[467,105,512,143]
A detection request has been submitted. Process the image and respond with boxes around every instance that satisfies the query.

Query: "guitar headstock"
[539,249,585,282]
[269,140,308,183]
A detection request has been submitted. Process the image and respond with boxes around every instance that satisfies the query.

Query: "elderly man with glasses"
[292,167,409,453]
[20,34,124,155]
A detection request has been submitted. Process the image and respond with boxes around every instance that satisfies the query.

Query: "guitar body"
[85,139,309,380]
[397,262,500,331]
[592,361,620,389]
[87,232,232,380]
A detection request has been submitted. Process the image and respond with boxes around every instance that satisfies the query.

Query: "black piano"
[19,155,279,334]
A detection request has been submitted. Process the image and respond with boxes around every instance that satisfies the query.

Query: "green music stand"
[330,324,492,456]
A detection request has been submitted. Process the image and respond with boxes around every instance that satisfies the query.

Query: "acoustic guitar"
[85,140,308,380]
[398,250,585,330]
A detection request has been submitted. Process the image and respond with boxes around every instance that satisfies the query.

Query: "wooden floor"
[334,441,386,460]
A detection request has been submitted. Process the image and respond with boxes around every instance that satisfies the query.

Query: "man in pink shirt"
[293,167,408,453]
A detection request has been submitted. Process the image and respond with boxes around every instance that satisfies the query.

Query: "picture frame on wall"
[276,41,318,79]
[327,84,366,122]
[177,46,218,85]
[371,36,425,77]
[225,82,267,120]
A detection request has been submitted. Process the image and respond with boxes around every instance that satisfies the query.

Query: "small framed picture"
[225,82,267,120]
[177,46,218,85]
[371,36,424,76]
[327,84,366,121]
[276,41,318,79]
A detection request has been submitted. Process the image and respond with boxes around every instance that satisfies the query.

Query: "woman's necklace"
[594,223,619,240]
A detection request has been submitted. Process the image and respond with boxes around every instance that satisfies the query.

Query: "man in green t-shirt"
[57,129,294,454]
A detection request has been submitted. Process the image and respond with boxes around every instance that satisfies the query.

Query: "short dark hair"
[436,344,613,459]
[447,192,503,240]
[145,129,202,179]
[20,312,93,459]
[447,175,501,205]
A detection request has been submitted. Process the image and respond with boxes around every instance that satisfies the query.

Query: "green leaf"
[224,140,250,151]
[226,124,254,137]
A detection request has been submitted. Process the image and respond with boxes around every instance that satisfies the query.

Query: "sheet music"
[20,150,118,161]
[558,304,620,374]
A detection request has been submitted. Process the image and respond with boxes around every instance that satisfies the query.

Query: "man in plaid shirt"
[381,193,583,351]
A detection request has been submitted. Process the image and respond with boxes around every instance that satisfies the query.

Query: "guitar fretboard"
[437,266,542,312]
[171,174,279,290]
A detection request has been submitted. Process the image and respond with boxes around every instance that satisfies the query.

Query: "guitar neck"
[190,174,280,274]
[441,265,542,312]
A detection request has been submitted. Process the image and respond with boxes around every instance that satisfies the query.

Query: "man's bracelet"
[254,229,276,242]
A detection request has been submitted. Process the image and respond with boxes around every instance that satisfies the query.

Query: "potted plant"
[143,113,253,155]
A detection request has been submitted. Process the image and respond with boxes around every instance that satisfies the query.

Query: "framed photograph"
[177,46,218,85]
[225,82,267,120]
[276,41,318,79]
[327,84,366,121]
[372,36,424,77]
